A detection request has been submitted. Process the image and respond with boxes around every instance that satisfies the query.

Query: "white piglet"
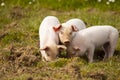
[39,16,66,62]
[58,18,86,45]
[67,26,119,63]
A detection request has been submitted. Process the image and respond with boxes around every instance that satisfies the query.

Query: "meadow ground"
[0,0,120,80]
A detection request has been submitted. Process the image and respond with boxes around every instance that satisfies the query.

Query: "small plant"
[48,58,69,68]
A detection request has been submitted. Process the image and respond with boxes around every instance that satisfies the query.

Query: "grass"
[0,0,120,80]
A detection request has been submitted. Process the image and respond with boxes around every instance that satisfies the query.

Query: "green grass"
[0,0,120,80]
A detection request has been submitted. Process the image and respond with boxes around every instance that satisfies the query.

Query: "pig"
[39,16,66,62]
[58,18,86,45]
[67,26,119,63]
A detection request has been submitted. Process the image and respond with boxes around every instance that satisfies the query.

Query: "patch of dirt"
[87,72,107,80]
[86,8,97,13]
[15,53,38,66]
[10,46,40,66]
[31,58,82,80]
[10,6,25,19]
[0,31,8,39]
[107,10,120,16]
[0,46,113,80]
[0,21,17,40]
[2,45,40,67]
[0,45,41,79]
[4,21,17,29]
[63,61,82,79]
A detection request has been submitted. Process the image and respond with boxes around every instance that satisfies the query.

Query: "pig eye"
[60,31,63,34]
[70,32,72,35]
[46,52,50,56]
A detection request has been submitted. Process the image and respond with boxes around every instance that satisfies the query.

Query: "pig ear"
[71,25,78,32]
[73,46,80,51]
[40,46,49,51]
[53,25,62,32]
[57,45,67,50]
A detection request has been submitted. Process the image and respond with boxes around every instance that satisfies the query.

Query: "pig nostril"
[64,41,70,45]
[46,60,49,62]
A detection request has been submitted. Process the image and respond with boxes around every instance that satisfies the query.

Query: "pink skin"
[39,16,66,62]
[57,18,86,45]
[67,26,119,63]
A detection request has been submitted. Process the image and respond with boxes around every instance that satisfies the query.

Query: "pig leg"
[102,42,110,61]
[108,46,115,58]
[108,32,118,58]
[108,40,117,58]
[87,46,95,63]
